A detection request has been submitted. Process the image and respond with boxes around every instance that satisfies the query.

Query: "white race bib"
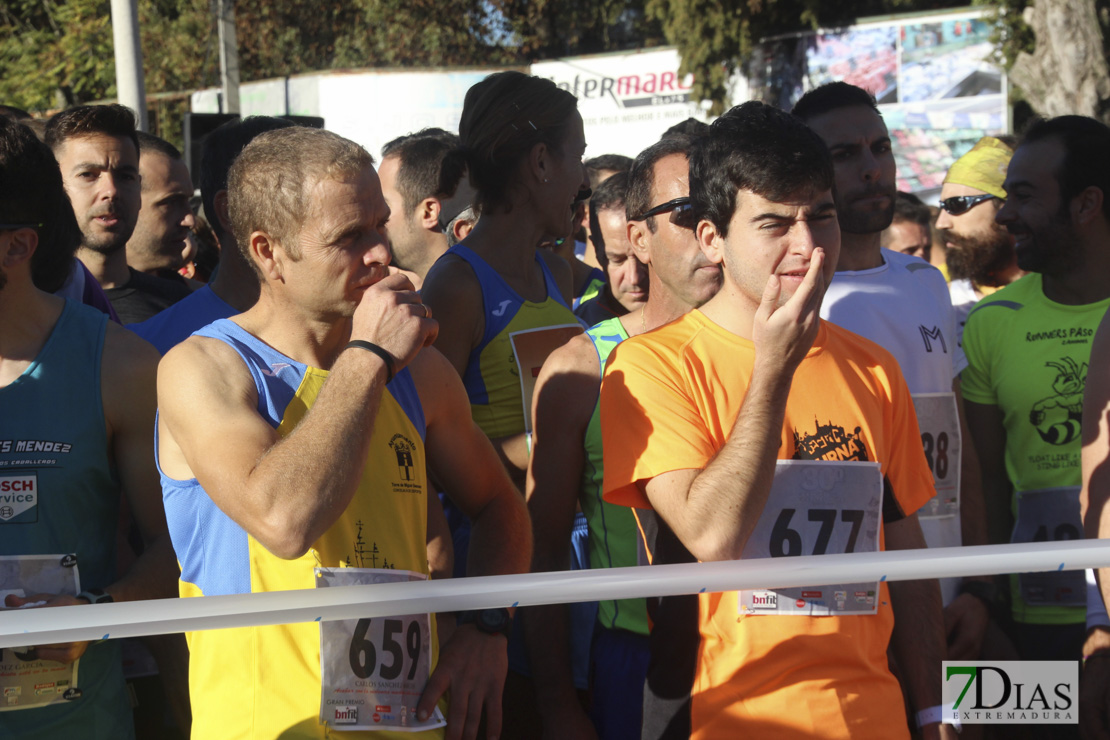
[509,324,584,442]
[316,567,445,732]
[1012,487,1085,606]
[0,554,81,712]
[738,460,883,616]
[912,393,960,520]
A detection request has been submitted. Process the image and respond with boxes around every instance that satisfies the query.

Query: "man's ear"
[697,219,725,265]
[628,220,650,265]
[419,198,442,232]
[249,231,283,282]
[1072,186,1104,227]
[1,226,38,269]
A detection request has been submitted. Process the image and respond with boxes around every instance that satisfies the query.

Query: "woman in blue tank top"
[419,71,596,739]
[422,71,589,489]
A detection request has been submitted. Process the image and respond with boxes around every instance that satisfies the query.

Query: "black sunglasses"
[938,193,998,216]
[632,197,696,228]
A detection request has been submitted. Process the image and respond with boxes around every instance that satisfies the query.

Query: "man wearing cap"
[936,136,1025,348]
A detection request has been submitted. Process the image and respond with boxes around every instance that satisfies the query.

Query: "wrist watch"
[456,608,512,638]
[76,588,113,605]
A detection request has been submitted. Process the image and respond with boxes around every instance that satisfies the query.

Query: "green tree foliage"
[983,0,1110,122]
[647,0,971,114]
[0,0,662,120]
[974,0,1035,70]
[492,0,663,59]
[0,0,116,110]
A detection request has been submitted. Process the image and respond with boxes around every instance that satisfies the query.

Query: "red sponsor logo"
[0,477,34,492]
[801,591,822,598]
[795,599,806,609]
[372,713,381,723]
[854,591,868,598]
[375,705,391,713]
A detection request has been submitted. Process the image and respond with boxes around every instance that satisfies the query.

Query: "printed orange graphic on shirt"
[600,310,933,740]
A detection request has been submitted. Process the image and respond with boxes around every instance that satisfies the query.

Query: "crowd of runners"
[3,70,1110,740]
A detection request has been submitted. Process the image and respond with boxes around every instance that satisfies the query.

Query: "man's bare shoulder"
[158,331,257,406]
[100,323,159,442]
[102,321,159,385]
[405,345,461,398]
[543,331,600,379]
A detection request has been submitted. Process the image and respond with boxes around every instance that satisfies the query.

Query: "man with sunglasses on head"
[794,83,992,674]
[961,118,1110,725]
[524,132,715,740]
[936,136,1025,348]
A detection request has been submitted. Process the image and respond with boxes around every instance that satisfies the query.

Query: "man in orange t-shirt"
[600,102,953,740]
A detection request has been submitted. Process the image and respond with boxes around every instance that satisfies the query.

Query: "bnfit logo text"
[942,661,1077,724]
[750,591,778,610]
[333,705,359,725]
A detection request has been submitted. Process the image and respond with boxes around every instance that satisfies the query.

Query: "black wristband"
[76,588,113,605]
[345,341,394,383]
[959,579,999,617]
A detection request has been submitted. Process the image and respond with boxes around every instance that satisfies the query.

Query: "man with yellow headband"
[936,136,1025,348]
[962,119,1110,740]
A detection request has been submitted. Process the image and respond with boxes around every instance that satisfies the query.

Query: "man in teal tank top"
[0,116,179,739]
[156,126,530,740]
[524,133,718,740]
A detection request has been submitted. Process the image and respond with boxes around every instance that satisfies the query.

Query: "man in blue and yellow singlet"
[524,133,718,740]
[156,126,531,740]
[0,117,179,739]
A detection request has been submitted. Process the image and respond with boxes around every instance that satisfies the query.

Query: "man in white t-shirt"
[794,82,993,662]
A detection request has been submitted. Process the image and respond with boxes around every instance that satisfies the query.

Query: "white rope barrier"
[2,540,1110,648]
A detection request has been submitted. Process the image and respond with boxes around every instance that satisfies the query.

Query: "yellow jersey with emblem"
[445,244,579,438]
[159,319,442,740]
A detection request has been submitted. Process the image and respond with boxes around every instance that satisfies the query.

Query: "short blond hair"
[227,126,374,274]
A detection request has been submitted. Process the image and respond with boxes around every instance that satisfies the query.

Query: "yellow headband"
[943,136,1012,200]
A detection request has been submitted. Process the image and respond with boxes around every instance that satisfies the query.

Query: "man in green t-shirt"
[523,132,718,740]
[963,117,1110,686]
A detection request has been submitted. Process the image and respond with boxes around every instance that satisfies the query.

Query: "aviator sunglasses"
[632,196,697,228]
[938,193,999,216]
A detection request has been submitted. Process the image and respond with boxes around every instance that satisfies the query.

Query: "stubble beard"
[80,227,130,256]
[836,191,895,236]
